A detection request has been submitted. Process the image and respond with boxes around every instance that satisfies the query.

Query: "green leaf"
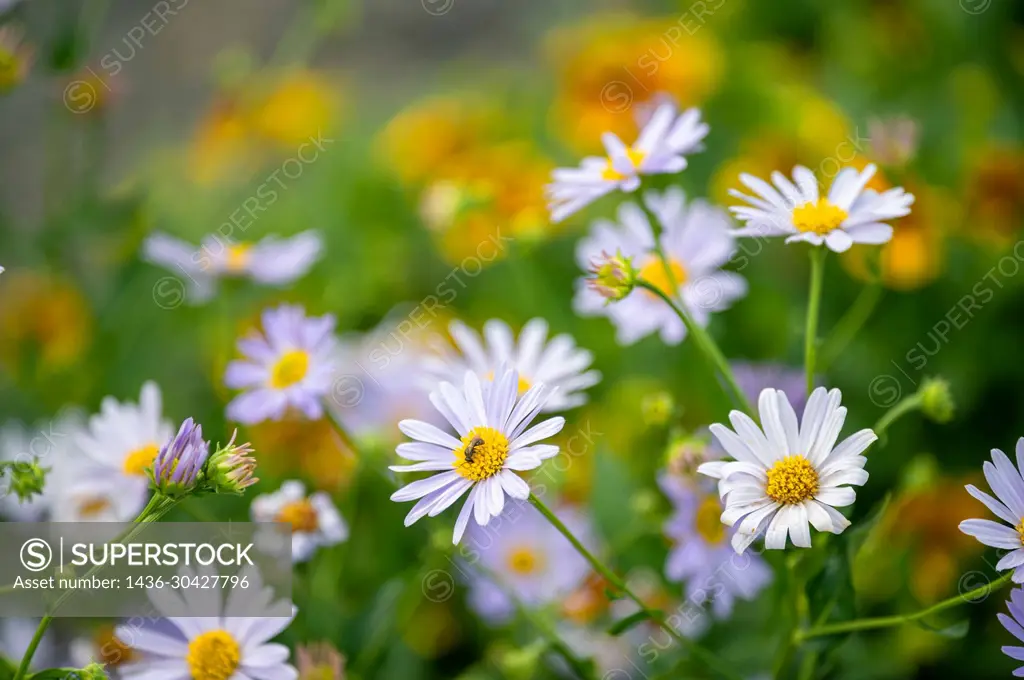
[845,493,892,564]
[607,609,659,636]
[0,656,16,680]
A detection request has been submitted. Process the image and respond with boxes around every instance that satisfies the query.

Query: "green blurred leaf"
[607,609,658,636]
[917,618,970,639]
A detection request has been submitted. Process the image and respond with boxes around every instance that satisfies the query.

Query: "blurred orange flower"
[246,416,357,491]
[546,13,723,153]
[0,271,92,375]
[963,146,1024,247]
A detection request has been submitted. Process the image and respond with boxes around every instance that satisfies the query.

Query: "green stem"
[804,247,827,396]
[529,494,741,680]
[636,280,753,416]
[774,556,809,680]
[873,393,923,441]
[796,571,1014,641]
[11,496,179,680]
[818,282,883,371]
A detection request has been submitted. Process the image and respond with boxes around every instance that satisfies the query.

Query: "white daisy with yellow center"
[390,368,565,544]
[75,381,173,521]
[142,230,323,304]
[574,188,747,345]
[729,164,914,253]
[225,304,338,425]
[424,318,601,412]
[699,387,876,553]
[251,480,348,563]
[116,568,296,680]
[546,100,709,223]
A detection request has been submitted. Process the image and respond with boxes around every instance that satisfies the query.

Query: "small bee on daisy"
[390,368,565,544]
[142,230,322,304]
[700,387,876,553]
[424,318,600,412]
[116,566,296,680]
[75,381,174,520]
[729,164,914,253]
[251,480,348,562]
[958,439,1024,583]
[546,100,708,222]
[574,188,747,345]
[225,304,338,425]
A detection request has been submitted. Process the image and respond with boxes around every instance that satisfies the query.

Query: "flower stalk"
[804,247,827,396]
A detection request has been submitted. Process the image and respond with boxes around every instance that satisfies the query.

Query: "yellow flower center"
[225,243,253,272]
[78,496,112,518]
[269,350,310,389]
[765,455,819,504]
[94,625,133,667]
[122,443,159,476]
[695,494,726,544]
[186,630,241,680]
[453,426,509,481]
[638,257,687,298]
[1016,519,1024,546]
[792,199,849,236]
[277,499,319,533]
[601,147,646,181]
[505,545,543,575]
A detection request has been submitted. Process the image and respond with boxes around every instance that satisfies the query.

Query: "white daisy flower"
[251,480,348,563]
[424,318,601,412]
[959,439,1024,584]
[699,387,876,553]
[143,230,322,304]
[728,164,914,253]
[117,566,297,680]
[546,101,708,222]
[390,368,565,544]
[574,188,747,345]
[75,381,173,520]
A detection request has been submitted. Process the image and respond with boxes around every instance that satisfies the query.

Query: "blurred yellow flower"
[0,25,33,93]
[250,71,341,148]
[0,271,92,374]
[423,143,553,264]
[842,177,950,290]
[376,94,502,186]
[246,416,356,491]
[189,69,341,185]
[546,13,723,153]
[963,146,1024,247]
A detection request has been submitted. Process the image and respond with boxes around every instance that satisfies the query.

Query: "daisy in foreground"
[424,318,600,411]
[251,480,348,563]
[729,163,914,253]
[546,100,708,222]
[390,368,565,544]
[225,304,338,424]
[699,387,876,553]
[574,188,746,345]
[117,567,296,680]
[959,439,1024,583]
[143,230,323,304]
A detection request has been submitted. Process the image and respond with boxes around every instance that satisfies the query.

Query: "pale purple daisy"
[225,304,338,424]
[424,318,601,412]
[461,503,593,624]
[143,230,322,304]
[998,587,1024,676]
[959,439,1024,583]
[546,100,708,222]
[659,471,772,619]
[574,188,747,345]
[390,368,565,544]
[251,480,348,563]
[729,164,914,253]
[151,418,209,496]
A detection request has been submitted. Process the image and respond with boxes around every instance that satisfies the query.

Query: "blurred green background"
[1,0,1023,678]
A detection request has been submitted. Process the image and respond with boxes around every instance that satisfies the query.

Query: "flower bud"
[297,642,345,680]
[3,460,47,503]
[151,418,210,498]
[587,250,637,302]
[207,430,258,494]
[919,377,954,424]
[641,390,675,426]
